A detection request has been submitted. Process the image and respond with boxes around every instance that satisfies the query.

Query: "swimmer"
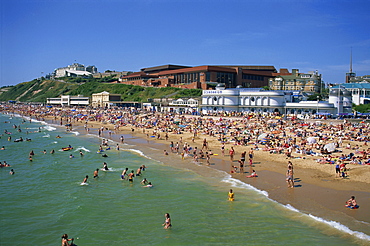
[228,189,234,201]
[140,178,148,185]
[1,146,5,150]
[82,175,88,184]
[103,162,108,170]
[79,150,84,156]
[61,234,74,246]
[121,168,128,179]
[136,166,142,176]
[128,170,135,182]
[50,149,55,154]
[9,169,15,175]
[93,169,99,178]
[162,213,172,229]
[143,182,153,188]
[69,154,74,159]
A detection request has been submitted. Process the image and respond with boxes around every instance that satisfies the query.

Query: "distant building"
[92,71,131,79]
[162,98,200,114]
[200,85,351,117]
[269,69,322,94]
[348,75,370,83]
[119,64,276,89]
[53,63,98,78]
[91,91,122,108]
[46,95,90,106]
[331,83,370,105]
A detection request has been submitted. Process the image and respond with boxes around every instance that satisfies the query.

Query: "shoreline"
[2,108,370,238]
[61,118,370,237]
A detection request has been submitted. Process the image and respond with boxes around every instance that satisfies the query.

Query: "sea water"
[0,113,369,246]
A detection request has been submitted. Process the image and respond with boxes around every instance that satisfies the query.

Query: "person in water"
[121,168,128,179]
[345,196,359,208]
[128,170,135,182]
[103,162,108,170]
[82,175,88,184]
[9,169,15,175]
[61,234,74,246]
[162,213,172,229]
[228,189,234,201]
[140,178,148,185]
[143,182,153,188]
[93,169,99,178]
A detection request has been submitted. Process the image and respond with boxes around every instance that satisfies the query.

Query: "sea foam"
[221,173,370,242]
[74,146,91,152]
[308,214,370,241]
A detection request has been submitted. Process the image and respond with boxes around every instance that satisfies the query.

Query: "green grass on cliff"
[0,78,202,103]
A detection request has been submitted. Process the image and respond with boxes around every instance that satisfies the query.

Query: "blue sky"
[1,0,369,87]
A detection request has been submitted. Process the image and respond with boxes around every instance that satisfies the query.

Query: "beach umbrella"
[307,137,317,144]
[324,143,336,153]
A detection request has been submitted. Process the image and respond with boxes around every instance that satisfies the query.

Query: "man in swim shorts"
[121,168,128,179]
[128,170,135,182]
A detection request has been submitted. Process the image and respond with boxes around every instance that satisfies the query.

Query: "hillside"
[0,78,202,103]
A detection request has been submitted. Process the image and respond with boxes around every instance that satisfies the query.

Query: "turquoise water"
[0,113,369,245]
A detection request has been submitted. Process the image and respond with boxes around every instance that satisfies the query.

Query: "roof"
[66,70,92,76]
[216,65,277,72]
[122,71,158,79]
[158,65,236,76]
[332,83,370,89]
[141,64,191,73]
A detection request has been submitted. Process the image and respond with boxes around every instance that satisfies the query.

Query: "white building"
[332,83,370,105]
[47,95,90,106]
[162,98,199,114]
[201,85,352,117]
[91,91,122,108]
[54,63,98,78]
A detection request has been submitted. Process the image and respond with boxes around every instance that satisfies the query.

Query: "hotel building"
[119,64,276,90]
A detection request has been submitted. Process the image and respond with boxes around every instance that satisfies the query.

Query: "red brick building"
[119,64,276,89]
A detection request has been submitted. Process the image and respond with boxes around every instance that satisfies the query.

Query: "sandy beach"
[2,105,370,235]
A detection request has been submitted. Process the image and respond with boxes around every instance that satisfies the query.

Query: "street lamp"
[316,95,319,118]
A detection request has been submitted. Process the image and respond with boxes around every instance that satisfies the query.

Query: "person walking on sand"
[202,138,208,150]
[286,166,294,188]
[228,189,234,201]
[206,152,211,165]
[238,160,244,174]
[229,147,235,162]
[162,213,172,229]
